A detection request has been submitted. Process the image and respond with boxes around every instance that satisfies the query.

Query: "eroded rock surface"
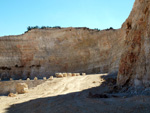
[117,0,150,87]
[0,28,124,79]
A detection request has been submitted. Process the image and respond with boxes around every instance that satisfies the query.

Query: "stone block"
[56,73,63,78]
[82,73,86,76]
[43,77,47,80]
[34,77,38,80]
[49,76,53,80]
[16,83,28,94]
[8,93,16,97]
[72,73,76,76]
[67,73,72,77]
[27,78,30,81]
[63,73,67,77]
[10,78,13,81]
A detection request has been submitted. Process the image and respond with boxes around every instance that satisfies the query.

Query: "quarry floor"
[0,74,150,113]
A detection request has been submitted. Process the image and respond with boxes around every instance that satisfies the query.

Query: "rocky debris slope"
[117,0,150,87]
[0,27,124,79]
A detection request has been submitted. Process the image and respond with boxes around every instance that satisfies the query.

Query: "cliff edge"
[117,0,150,87]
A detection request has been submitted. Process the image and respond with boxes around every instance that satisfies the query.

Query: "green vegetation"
[106,27,114,31]
[25,26,61,33]
[24,26,114,33]
[94,28,101,31]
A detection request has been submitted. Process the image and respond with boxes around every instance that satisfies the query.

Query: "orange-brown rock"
[8,93,16,97]
[117,0,150,87]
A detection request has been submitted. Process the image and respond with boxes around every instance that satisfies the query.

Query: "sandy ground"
[1,74,150,113]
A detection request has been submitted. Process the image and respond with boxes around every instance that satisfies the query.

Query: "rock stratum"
[0,28,124,79]
[117,0,150,87]
[0,0,150,87]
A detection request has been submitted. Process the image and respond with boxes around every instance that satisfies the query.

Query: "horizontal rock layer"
[0,28,124,79]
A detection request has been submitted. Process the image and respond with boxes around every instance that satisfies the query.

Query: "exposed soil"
[1,74,150,113]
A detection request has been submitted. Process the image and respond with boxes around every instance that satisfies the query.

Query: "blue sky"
[0,0,135,36]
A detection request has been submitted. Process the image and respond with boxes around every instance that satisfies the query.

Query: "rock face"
[1,0,149,87]
[0,27,124,79]
[117,0,150,87]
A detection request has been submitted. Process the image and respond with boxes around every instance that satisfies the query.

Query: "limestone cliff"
[0,28,124,79]
[117,0,150,87]
[3,0,148,84]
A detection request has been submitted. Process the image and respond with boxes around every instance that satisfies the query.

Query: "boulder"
[34,77,38,80]
[56,73,63,78]
[67,73,72,77]
[63,73,67,77]
[27,78,30,80]
[76,73,80,76]
[8,93,16,97]
[72,73,76,76]
[82,73,86,76]
[43,77,47,80]
[10,78,13,81]
[49,76,53,80]
[16,83,28,94]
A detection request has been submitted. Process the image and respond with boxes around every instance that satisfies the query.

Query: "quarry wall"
[1,0,150,88]
[0,28,124,79]
[117,0,150,87]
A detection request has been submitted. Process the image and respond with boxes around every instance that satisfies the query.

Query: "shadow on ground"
[5,73,150,113]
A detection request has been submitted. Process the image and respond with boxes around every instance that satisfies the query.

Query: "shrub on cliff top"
[25,26,61,33]
[106,27,114,31]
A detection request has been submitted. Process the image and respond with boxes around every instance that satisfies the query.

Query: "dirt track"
[1,74,150,113]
